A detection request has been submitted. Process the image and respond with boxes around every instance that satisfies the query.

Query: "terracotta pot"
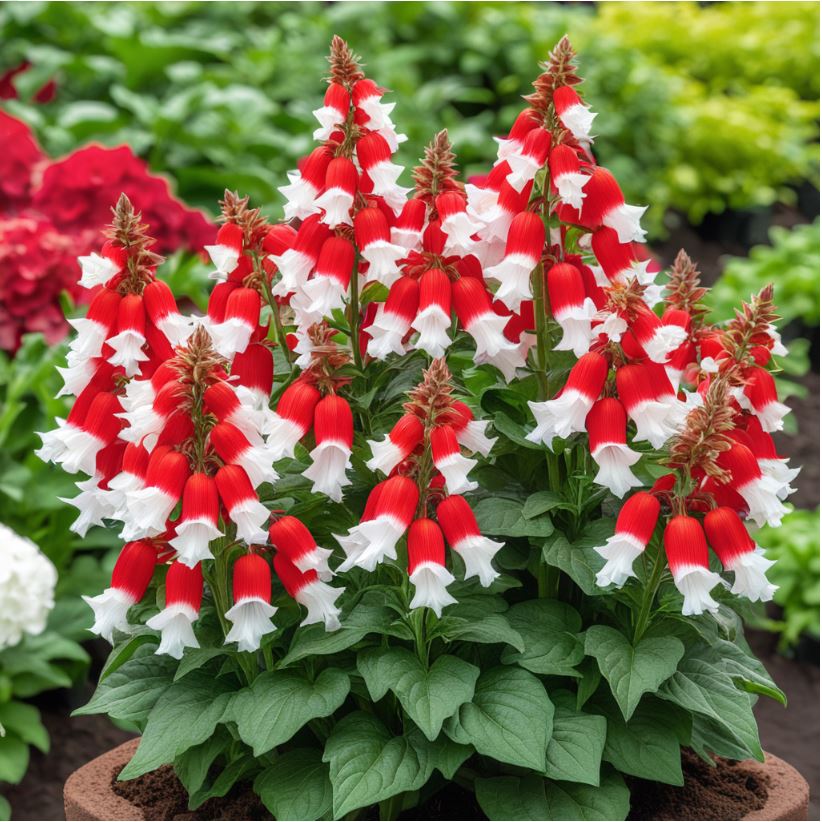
[64,738,810,821]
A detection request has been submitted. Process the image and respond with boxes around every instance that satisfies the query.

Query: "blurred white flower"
[0,524,58,650]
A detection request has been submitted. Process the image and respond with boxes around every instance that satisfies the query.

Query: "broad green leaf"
[119,671,234,779]
[227,668,349,756]
[188,756,256,810]
[545,705,606,787]
[434,614,524,652]
[584,626,683,721]
[174,729,232,798]
[357,647,479,741]
[0,794,9,821]
[600,699,685,785]
[523,491,576,518]
[0,702,48,753]
[502,600,584,677]
[476,771,630,821]
[322,712,438,818]
[99,632,160,681]
[74,648,176,723]
[450,667,552,771]
[576,658,601,711]
[542,525,611,597]
[658,656,763,761]
[173,647,230,682]
[0,735,28,784]
[473,497,554,538]
[255,749,332,822]
[710,639,787,706]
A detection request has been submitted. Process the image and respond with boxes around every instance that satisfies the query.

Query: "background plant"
[0,1,818,237]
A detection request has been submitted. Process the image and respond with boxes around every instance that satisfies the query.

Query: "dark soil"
[111,763,268,821]
[627,749,768,821]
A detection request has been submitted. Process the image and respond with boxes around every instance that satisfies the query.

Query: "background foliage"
[1,1,818,236]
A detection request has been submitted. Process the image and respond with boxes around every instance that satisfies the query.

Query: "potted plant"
[42,36,809,821]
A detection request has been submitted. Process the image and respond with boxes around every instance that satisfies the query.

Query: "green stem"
[531,262,549,401]
[349,253,363,373]
[378,792,405,822]
[260,274,294,368]
[633,544,666,644]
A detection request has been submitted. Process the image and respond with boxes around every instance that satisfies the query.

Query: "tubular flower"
[265,380,322,459]
[586,398,643,498]
[436,191,482,257]
[273,553,342,631]
[204,222,244,280]
[312,82,350,141]
[355,207,406,288]
[277,145,332,222]
[209,287,262,360]
[549,144,589,210]
[506,126,551,193]
[83,541,157,642]
[452,276,518,362]
[225,554,277,652]
[412,268,452,358]
[528,351,608,444]
[365,413,425,475]
[146,562,203,659]
[448,400,497,458]
[742,367,790,433]
[743,416,799,500]
[215,464,270,545]
[553,85,596,142]
[335,475,419,572]
[210,421,278,489]
[315,157,358,228]
[485,211,545,312]
[704,507,776,603]
[664,516,723,616]
[493,108,540,164]
[269,516,333,581]
[169,473,222,568]
[366,275,419,360]
[302,394,354,502]
[431,425,478,495]
[581,167,647,244]
[546,262,597,356]
[294,236,354,324]
[616,363,683,450]
[408,518,457,617]
[437,494,503,587]
[594,491,660,588]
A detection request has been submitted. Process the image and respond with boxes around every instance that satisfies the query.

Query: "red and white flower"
[83,540,157,641]
[664,515,723,616]
[265,379,321,459]
[312,82,350,141]
[273,553,342,631]
[528,351,608,444]
[407,518,457,617]
[231,344,275,411]
[269,516,333,581]
[209,287,261,359]
[436,191,482,256]
[716,442,789,528]
[506,126,551,192]
[586,398,643,497]
[315,157,358,228]
[448,400,497,457]
[391,198,426,251]
[594,491,660,587]
[631,304,688,364]
[365,413,424,475]
[169,473,222,567]
[77,240,127,289]
[66,287,121,360]
[485,211,545,311]
[210,421,278,489]
[431,425,477,495]
[121,449,189,539]
[294,236,354,322]
[546,262,596,356]
[616,363,683,449]
[143,279,193,347]
[54,391,122,476]
[215,464,270,545]
[412,268,452,358]
[278,146,332,222]
[742,367,790,433]
[146,561,203,658]
[549,144,589,210]
[581,168,647,244]
[493,108,539,164]
[356,132,409,211]
[553,86,596,143]
[335,475,419,572]
[437,494,503,586]
[225,553,277,652]
[742,416,799,500]
[269,214,330,297]
[704,507,776,603]
[107,295,149,377]
[204,223,244,280]
[453,276,516,361]
[302,394,353,502]
[355,207,406,287]
[365,276,419,360]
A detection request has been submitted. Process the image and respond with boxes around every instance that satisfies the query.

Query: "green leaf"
[473,497,554,538]
[0,735,28,784]
[99,632,160,681]
[173,647,230,682]
[600,699,685,786]
[74,648,176,723]
[174,729,232,798]
[0,702,48,753]
[584,626,683,721]
[322,712,438,818]
[501,600,584,677]
[542,521,614,596]
[449,667,552,771]
[0,794,10,821]
[576,658,601,711]
[188,756,256,810]
[119,671,234,779]
[357,647,479,741]
[658,655,763,761]
[226,668,350,756]
[522,491,575,518]
[434,613,524,652]
[476,771,630,821]
[255,749,332,822]
[545,705,606,787]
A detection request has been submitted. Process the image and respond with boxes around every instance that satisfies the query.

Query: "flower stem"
[349,253,363,373]
[260,274,294,369]
[531,262,550,402]
[633,542,666,645]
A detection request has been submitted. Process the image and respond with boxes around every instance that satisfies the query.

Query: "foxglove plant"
[41,36,795,821]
